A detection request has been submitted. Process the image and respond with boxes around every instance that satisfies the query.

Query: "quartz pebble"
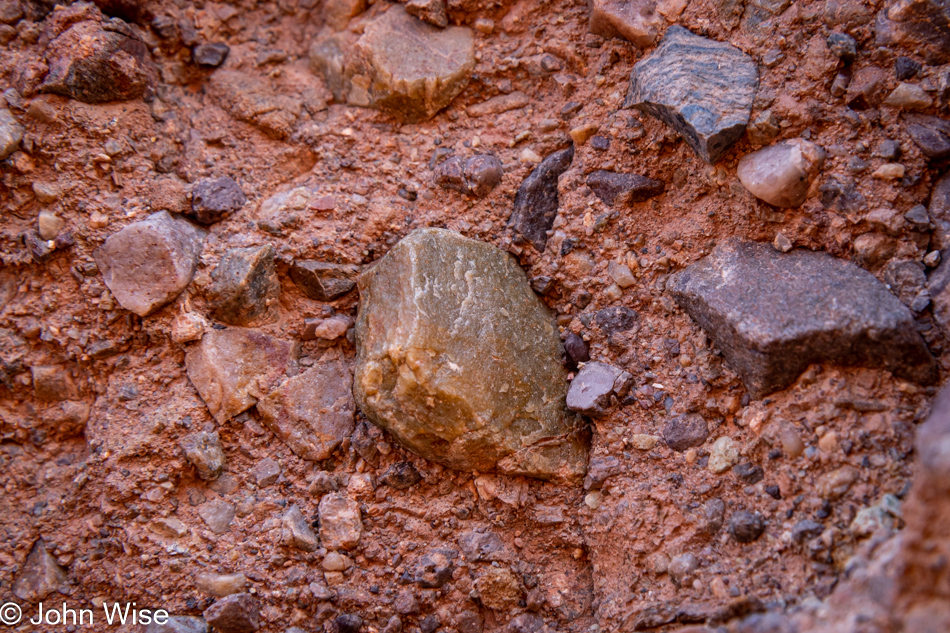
[708,436,739,473]
[737,139,826,208]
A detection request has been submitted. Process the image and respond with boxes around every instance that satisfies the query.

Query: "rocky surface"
[669,239,937,397]
[355,228,588,482]
[622,25,758,164]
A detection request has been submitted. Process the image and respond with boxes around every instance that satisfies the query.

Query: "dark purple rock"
[566,361,632,416]
[883,259,929,312]
[202,593,260,633]
[594,306,638,333]
[193,42,230,67]
[530,275,555,295]
[413,549,455,588]
[335,614,363,633]
[587,170,664,207]
[729,510,765,543]
[189,176,246,224]
[583,455,622,490]
[903,113,950,160]
[506,613,544,633]
[508,145,574,251]
[420,615,441,633]
[874,0,950,65]
[622,26,758,164]
[701,498,725,534]
[930,171,950,249]
[590,135,610,150]
[791,519,823,543]
[895,56,922,80]
[289,260,359,301]
[668,239,937,398]
[434,154,503,198]
[662,413,708,452]
[208,244,279,326]
[819,178,866,215]
[733,462,765,484]
[379,461,421,489]
[563,332,590,366]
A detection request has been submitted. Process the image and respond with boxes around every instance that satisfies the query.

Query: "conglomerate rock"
[354,228,589,483]
[623,25,759,164]
[668,239,937,398]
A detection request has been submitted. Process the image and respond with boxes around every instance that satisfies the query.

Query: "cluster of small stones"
[1,0,950,631]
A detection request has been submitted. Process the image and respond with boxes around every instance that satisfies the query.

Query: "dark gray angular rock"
[508,145,575,251]
[874,0,950,65]
[791,519,824,543]
[566,361,633,416]
[459,530,511,562]
[413,549,456,588]
[826,32,856,63]
[208,244,279,326]
[668,239,937,398]
[335,614,363,633]
[729,510,765,543]
[662,413,708,452]
[895,56,922,80]
[202,593,260,633]
[903,114,950,160]
[189,177,246,225]
[883,259,929,312]
[734,462,765,484]
[379,461,422,489]
[354,228,589,483]
[434,154,503,198]
[594,306,638,333]
[289,260,359,301]
[622,26,759,164]
[193,42,230,67]
[586,170,664,207]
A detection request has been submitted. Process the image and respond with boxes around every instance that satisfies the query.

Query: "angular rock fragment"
[35,3,154,102]
[663,414,709,452]
[319,493,362,550]
[31,364,76,401]
[179,431,226,480]
[198,498,236,534]
[379,462,422,489]
[586,170,664,207]
[208,245,279,326]
[281,505,319,552]
[566,361,633,417]
[434,154,504,198]
[414,549,456,588]
[668,239,936,398]
[193,42,230,67]
[0,108,24,160]
[737,139,826,208]
[508,145,574,251]
[588,0,661,48]
[185,328,299,423]
[95,211,205,317]
[354,228,589,483]
[290,260,359,301]
[474,567,522,611]
[189,176,246,225]
[903,114,950,160]
[846,66,887,109]
[12,540,66,602]
[406,0,448,28]
[256,361,355,462]
[202,593,260,633]
[622,26,758,164]
[322,6,474,122]
[196,573,247,598]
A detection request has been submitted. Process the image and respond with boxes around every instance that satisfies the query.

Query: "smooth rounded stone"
[189,176,246,225]
[588,0,661,47]
[817,465,859,499]
[335,614,363,633]
[195,572,247,598]
[322,551,353,571]
[95,211,205,317]
[12,540,65,602]
[737,139,826,208]
[662,413,709,452]
[668,239,937,398]
[146,615,209,633]
[474,567,522,611]
[172,312,209,344]
[344,6,474,122]
[185,328,299,423]
[668,552,699,585]
[434,154,503,198]
[508,145,575,252]
[35,4,153,102]
[586,170,664,207]
[883,82,933,109]
[406,0,448,28]
[35,209,63,240]
[0,108,24,159]
[302,315,353,341]
[379,461,422,489]
[193,42,230,67]
[354,228,589,483]
[903,113,950,160]
[708,436,739,473]
[208,244,280,326]
[289,260,359,301]
[566,361,633,417]
[622,26,758,164]
[319,493,362,550]
[179,431,226,480]
[198,498,236,534]
[202,593,260,633]
[256,361,355,462]
[728,510,765,543]
[282,504,319,552]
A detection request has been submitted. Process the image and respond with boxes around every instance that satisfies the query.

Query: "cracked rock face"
[668,239,937,398]
[623,26,759,164]
[354,228,589,483]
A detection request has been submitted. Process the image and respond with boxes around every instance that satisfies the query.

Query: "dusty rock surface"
[1,0,950,632]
